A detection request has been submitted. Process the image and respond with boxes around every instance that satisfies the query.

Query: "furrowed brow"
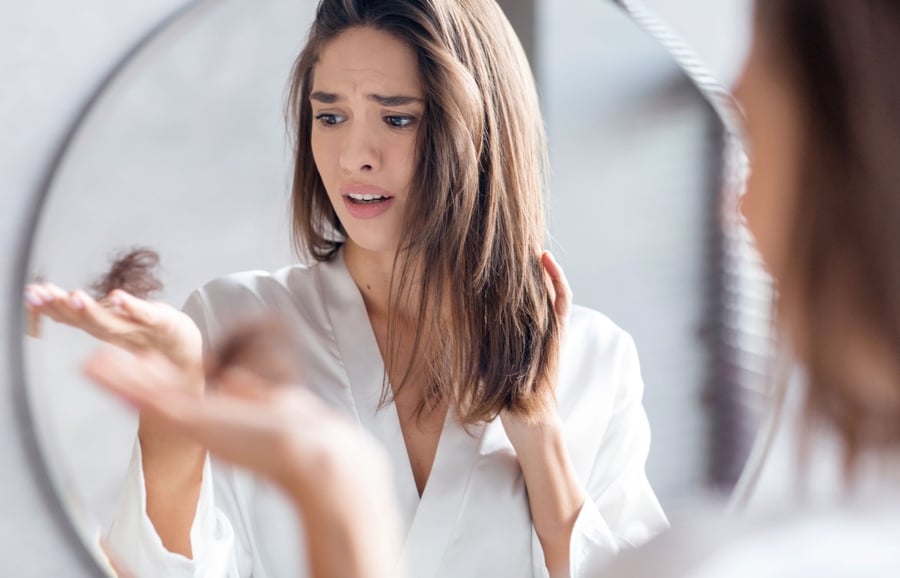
[369,94,423,106]
[310,91,339,103]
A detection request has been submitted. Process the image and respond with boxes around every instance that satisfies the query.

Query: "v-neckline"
[317,250,486,542]
[319,250,437,499]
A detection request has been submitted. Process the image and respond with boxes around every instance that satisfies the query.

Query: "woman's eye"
[385,115,415,128]
[314,113,343,126]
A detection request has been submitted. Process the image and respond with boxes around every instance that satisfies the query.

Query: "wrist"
[504,412,564,463]
[281,429,392,514]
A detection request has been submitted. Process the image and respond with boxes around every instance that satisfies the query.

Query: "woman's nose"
[339,123,380,174]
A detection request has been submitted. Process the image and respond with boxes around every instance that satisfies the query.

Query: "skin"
[310,25,423,260]
[733,25,802,290]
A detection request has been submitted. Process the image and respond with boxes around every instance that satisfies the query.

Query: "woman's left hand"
[501,250,571,434]
[542,250,573,334]
[500,251,583,578]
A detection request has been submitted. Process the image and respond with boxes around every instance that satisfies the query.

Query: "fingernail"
[25,289,42,307]
[71,295,85,310]
[110,294,123,307]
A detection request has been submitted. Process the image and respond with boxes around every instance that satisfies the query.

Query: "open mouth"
[346,193,392,204]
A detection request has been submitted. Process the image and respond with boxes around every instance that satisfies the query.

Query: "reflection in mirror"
[20,0,765,576]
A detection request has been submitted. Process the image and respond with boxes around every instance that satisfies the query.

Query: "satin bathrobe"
[107,249,668,577]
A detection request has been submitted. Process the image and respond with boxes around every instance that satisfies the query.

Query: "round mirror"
[17,0,768,575]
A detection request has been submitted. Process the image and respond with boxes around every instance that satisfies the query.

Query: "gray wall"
[0,0,752,575]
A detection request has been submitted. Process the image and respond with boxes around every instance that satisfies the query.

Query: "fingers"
[83,347,194,424]
[23,281,160,349]
[24,284,47,308]
[107,289,158,327]
[26,308,42,338]
[32,283,95,329]
[23,286,43,337]
[541,251,572,324]
[84,348,281,460]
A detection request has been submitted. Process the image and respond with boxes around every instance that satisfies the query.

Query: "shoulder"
[183,261,329,343]
[566,304,639,367]
[188,262,321,307]
[557,304,643,410]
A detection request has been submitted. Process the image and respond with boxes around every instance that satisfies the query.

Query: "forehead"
[312,26,422,95]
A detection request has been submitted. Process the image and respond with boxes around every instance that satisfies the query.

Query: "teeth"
[348,193,388,201]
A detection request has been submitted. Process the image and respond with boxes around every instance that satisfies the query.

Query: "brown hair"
[89,247,163,300]
[286,0,557,423]
[756,0,900,466]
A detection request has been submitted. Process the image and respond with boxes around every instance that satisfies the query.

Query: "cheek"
[741,158,776,264]
[393,136,419,192]
[311,133,337,186]
[741,130,798,282]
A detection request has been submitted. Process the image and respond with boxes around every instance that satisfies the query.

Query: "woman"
[89,0,900,575]
[609,0,900,574]
[26,0,666,576]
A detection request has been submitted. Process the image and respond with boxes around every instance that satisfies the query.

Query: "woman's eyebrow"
[369,94,423,106]
[309,91,423,106]
[310,91,339,103]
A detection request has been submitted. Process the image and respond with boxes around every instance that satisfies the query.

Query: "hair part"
[286,0,558,424]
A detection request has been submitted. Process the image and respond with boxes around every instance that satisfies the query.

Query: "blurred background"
[1,0,754,575]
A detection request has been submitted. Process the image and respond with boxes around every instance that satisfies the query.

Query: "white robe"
[106,250,668,578]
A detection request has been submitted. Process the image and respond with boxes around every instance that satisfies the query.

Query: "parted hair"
[757,0,900,467]
[286,0,558,424]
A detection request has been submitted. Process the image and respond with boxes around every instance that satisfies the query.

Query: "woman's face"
[734,26,803,285]
[309,26,424,255]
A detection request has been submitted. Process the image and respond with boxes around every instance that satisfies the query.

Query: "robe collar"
[316,248,487,574]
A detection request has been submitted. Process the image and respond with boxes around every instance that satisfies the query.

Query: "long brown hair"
[287,0,558,424]
[756,0,900,466]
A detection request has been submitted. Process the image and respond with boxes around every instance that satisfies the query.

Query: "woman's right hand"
[24,283,204,395]
[84,348,405,578]
[26,281,208,558]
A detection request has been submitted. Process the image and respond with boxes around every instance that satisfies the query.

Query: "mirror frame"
[10,0,758,575]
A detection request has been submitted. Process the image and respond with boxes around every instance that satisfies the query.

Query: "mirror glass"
[20,0,762,575]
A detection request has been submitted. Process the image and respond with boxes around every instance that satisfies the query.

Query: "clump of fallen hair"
[89,247,163,299]
[207,314,301,386]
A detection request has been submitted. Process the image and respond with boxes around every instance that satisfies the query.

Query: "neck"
[343,240,415,320]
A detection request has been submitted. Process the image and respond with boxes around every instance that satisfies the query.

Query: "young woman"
[27,0,666,576]
[87,0,900,576]
[607,0,900,574]
[608,0,900,574]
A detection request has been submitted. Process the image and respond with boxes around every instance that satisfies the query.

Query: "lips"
[339,184,395,220]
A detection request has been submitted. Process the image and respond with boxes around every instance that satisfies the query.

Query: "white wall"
[0,0,753,575]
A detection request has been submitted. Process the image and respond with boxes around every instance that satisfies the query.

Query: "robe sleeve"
[102,289,246,578]
[565,334,669,577]
[103,440,239,578]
